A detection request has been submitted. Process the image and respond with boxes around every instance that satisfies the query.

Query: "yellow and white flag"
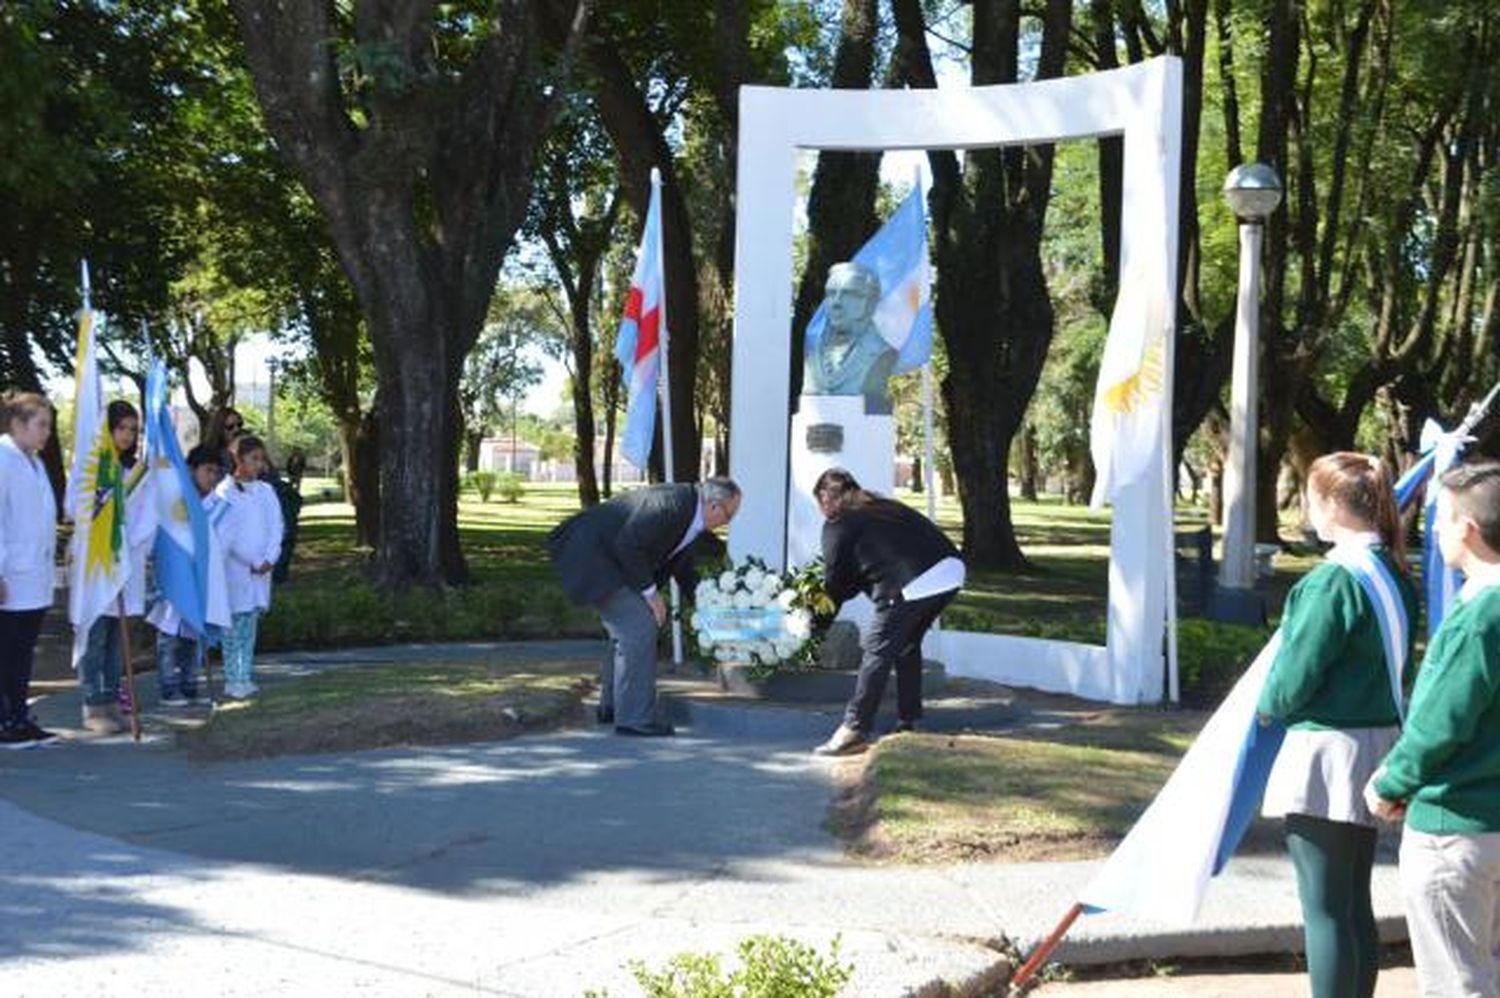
[66,283,130,664]
[1089,260,1170,507]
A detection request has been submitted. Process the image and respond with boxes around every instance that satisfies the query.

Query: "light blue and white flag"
[803,182,933,375]
[1079,491,1419,925]
[1393,419,1468,638]
[146,362,229,639]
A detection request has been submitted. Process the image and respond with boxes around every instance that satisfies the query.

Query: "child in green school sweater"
[1366,460,1500,997]
[1257,452,1418,998]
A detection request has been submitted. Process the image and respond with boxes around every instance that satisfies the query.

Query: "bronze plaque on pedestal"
[806,423,844,454]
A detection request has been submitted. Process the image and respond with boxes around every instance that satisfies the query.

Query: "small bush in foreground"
[625,934,852,998]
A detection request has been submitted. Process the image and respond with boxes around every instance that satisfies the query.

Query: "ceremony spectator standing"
[213,436,284,700]
[549,478,741,737]
[76,400,156,733]
[0,393,59,747]
[1367,461,1500,996]
[811,468,964,756]
[148,444,225,706]
[1256,453,1416,998]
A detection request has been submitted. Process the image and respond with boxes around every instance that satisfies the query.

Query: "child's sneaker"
[223,683,259,700]
[18,719,59,745]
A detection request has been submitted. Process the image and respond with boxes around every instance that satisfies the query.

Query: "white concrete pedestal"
[788,395,894,628]
[787,395,895,567]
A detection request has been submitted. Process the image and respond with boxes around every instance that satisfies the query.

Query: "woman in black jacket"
[812,468,965,755]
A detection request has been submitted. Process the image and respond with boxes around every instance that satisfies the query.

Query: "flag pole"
[650,167,685,668]
[1010,902,1083,990]
[1162,310,1180,705]
[918,168,937,527]
[922,362,936,522]
[117,596,142,742]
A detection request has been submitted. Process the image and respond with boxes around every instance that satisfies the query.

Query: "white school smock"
[0,434,58,612]
[213,478,284,614]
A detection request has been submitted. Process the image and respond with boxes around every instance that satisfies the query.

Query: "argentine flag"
[146,362,229,639]
[1396,417,1476,638]
[804,182,933,375]
[1079,459,1427,925]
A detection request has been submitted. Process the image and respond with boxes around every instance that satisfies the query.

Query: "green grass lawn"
[181,658,596,760]
[834,709,1218,863]
[265,481,1306,692]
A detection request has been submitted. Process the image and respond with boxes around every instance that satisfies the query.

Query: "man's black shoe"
[596,706,615,725]
[614,722,675,737]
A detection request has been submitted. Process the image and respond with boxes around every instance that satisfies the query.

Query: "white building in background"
[476,435,652,485]
[478,437,541,477]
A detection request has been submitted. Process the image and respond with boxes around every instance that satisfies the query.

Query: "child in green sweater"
[1366,460,1500,997]
[1257,452,1417,998]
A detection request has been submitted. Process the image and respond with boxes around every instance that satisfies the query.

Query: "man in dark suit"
[811,468,965,755]
[549,477,742,736]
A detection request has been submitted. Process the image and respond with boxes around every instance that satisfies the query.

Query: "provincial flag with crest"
[66,294,131,665]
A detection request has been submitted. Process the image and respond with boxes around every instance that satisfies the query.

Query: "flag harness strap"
[1325,545,1410,724]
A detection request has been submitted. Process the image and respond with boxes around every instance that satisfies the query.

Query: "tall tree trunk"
[894,0,1072,569]
[351,404,381,549]
[464,429,483,473]
[569,288,602,506]
[1019,423,1039,501]
[233,1,587,587]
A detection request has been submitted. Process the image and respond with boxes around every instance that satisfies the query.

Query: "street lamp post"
[1218,163,1283,603]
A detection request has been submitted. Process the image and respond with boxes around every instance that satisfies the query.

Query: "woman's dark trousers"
[843,591,955,734]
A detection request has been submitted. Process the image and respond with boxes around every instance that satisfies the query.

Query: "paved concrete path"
[2,645,1414,995]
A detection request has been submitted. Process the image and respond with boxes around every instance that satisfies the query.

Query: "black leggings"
[1286,813,1380,998]
[0,608,47,726]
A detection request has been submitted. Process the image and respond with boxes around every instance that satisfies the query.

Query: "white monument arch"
[728,58,1183,705]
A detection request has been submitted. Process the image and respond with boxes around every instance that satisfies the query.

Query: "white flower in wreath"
[785,609,812,639]
[759,574,782,595]
[742,567,764,590]
[775,589,797,610]
[732,590,757,610]
[718,571,737,592]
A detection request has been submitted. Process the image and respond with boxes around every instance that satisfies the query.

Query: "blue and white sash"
[1326,545,1410,723]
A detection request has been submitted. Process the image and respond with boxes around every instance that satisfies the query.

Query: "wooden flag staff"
[116,595,142,742]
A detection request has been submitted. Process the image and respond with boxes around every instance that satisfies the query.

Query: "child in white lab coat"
[0,393,59,747]
[213,435,283,699]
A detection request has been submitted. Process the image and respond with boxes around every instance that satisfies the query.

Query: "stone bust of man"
[801,262,898,415]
